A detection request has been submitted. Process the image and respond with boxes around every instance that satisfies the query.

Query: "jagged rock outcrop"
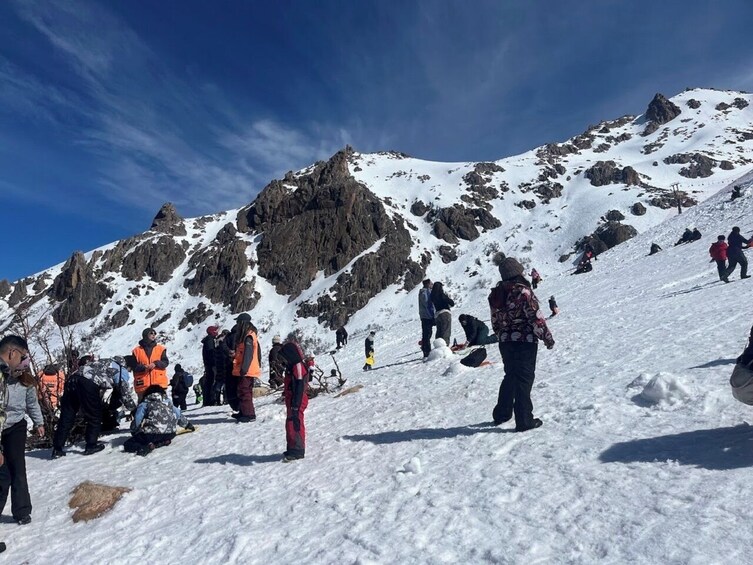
[8,281,27,308]
[584,161,641,187]
[179,302,214,330]
[110,308,130,329]
[120,237,188,283]
[663,153,717,178]
[184,223,259,314]
[51,252,110,326]
[296,216,423,328]
[150,203,187,236]
[605,210,625,222]
[642,93,681,135]
[430,205,501,243]
[687,99,701,109]
[438,245,458,264]
[577,222,637,255]
[0,279,11,299]
[410,201,430,216]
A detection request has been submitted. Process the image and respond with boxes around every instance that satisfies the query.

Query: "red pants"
[284,375,308,457]
[237,377,257,418]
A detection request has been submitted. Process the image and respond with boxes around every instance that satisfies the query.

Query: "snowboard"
[176,425,198,436]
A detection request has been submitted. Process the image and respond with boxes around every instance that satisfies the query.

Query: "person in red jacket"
[279,335,309,462]
[709,235,730,283]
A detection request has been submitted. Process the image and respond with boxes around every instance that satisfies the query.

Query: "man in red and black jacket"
[709,235,729,283]
[279,335,309,462]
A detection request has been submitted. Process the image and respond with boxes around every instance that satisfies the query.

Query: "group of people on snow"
[708,227,751,282]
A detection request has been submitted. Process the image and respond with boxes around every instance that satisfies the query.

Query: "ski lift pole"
[670,182,682,214]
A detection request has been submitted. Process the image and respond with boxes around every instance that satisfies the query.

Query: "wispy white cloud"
[7,0,351,218]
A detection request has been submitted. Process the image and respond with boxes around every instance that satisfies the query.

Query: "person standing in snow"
[279,334,309,462]
[0,349,41,525]
[709,235,730,283]
[530,268,542,289]
[458,314,498,347]
[431,282,455,346]
[132,328,169,401]
[124,385,194,456]
[548,296,559,317]
[170,364,193,411]
[363,331,375,371]
[418,278,435,360]
[200,326,219,406]
[726,227,750,280]
[268,335,285,390]
[488,257,554,432]
[231,314,262,423]
[335,326,348,350]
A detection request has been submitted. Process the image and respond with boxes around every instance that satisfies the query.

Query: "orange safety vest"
[38,370,65,409]
[132,343,168,394]
[232,330,261,378]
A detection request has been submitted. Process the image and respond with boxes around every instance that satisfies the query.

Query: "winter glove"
[290,411,301,432]
[185,423,195,432]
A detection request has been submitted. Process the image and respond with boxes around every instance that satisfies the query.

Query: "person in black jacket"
[170,364,192,411]
[726,226,750,279]
[458,315,498,346]
[279,335,309,462]
[363,331,375,371]
[200,326,219,406]
[268,336,285,389]
[335,326,348,349]
[431,282,455,346]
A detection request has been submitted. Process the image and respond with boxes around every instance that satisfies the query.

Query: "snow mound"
[427,339,454,361]
[442,360,467,376]
[639,372,694,406]
[401,457,423,474]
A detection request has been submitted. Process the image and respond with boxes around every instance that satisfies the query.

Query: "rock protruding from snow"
[0,279,10,299]
[584,161,641,187]
[643,93,681,133]
[150,202,187,236]
[51,252,110,326]
[7,280,27,308]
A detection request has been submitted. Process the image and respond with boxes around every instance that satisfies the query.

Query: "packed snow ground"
[5,178,753,563]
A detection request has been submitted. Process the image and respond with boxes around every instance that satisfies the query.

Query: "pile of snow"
[637,372,694,406]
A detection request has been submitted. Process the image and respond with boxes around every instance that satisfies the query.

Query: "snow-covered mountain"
[1,87,752,373]
[8,135,753,564]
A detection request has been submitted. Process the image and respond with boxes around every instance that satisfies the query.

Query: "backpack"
[730,361,753,405]
[460,347,487,368]
[183,372,194,388]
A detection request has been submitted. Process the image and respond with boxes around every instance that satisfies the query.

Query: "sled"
[176,425,199,436]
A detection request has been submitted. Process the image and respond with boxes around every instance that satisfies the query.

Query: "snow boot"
[137,443,155,457]
[282,452,304,463]
[515,418,543,432]
[83,443,105,455]
[51,448,66,460]
[17,516,31,526]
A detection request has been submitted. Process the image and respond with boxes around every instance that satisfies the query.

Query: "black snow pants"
[421,318,434,358]
[53,375,103,450]
[726,251,748,279]
[494,341,539,430]
[0,420,32,520]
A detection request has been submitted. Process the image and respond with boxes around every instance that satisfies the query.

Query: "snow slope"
[4,171,753,563]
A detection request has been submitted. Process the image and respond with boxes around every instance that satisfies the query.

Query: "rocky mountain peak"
[642,93,681,135]
[150,202,187,236]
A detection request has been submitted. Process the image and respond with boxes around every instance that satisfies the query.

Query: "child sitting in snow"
[124,385,194,456]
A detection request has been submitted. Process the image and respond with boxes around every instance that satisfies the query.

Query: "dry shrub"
[69,481,132,523]
[334,384,364,398]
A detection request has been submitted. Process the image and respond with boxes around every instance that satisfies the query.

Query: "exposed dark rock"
[572,134,594,150]
[466,184,499,201]
[119,237,188,283]
[433,220,459,244]
[150,203,187,236]
[8,281,27,308]
[687,99,701,109]
[0,279,11,299]
[295,216,419,328]
[605,210,625,221]
[664,153,717,178]
[584,161,641,187]
[179,302,214,330]
[51,252,110,326]
[643,142,663,154]
[594,143,611,153]
[516,200,537,210]
[594,222,638,249]
[32,276,47,293]
[631,202,647,216]
[716,102,731,111]
[410,200,430,216]
[647,192,697,209]
[558,253,573,263]
[110,308,130,329]
[532,182,564,203]
[720,160,735,170]
[438,245,458,264]
[473,162,505,175]
[732,97,749,110]
[152,312,171,328]
[430,205,500,242]
[184,223,260,313]
[645,93,681,125]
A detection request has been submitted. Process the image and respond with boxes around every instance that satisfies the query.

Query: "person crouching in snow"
[124,385,194,456]
[458,314,498,346]
[279,335,309,462]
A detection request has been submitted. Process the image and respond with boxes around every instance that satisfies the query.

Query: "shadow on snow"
[600,424,753,470]
[342,422,514,444]
[194,453,281,466]
[688,358,737,369]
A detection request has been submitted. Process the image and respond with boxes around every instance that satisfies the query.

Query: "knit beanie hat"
[272,335,281,344]
[498,257,524,281]
[142,327,156,340]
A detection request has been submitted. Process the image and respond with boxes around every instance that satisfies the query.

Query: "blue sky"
[2,0,753,281]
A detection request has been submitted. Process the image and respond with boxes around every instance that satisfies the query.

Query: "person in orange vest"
[132,328,169,401]
[38,364,65,411]
[231,314,261,423]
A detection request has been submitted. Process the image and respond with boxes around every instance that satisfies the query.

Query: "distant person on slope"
[530,268,542,289]
[488,258,554,432]
[431,281,455,346]
[675,228,694,246]
[363,331,375,371]
[691,228,702,242]
[268,335,285,390]
[726,227,750,280]
[335,326,348,350]
[458,314,498,347]
[649,243,662,255]
[231,314,262,423]
[418,278,435,360]
[709,235,730,283]
[548,296,559,317]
